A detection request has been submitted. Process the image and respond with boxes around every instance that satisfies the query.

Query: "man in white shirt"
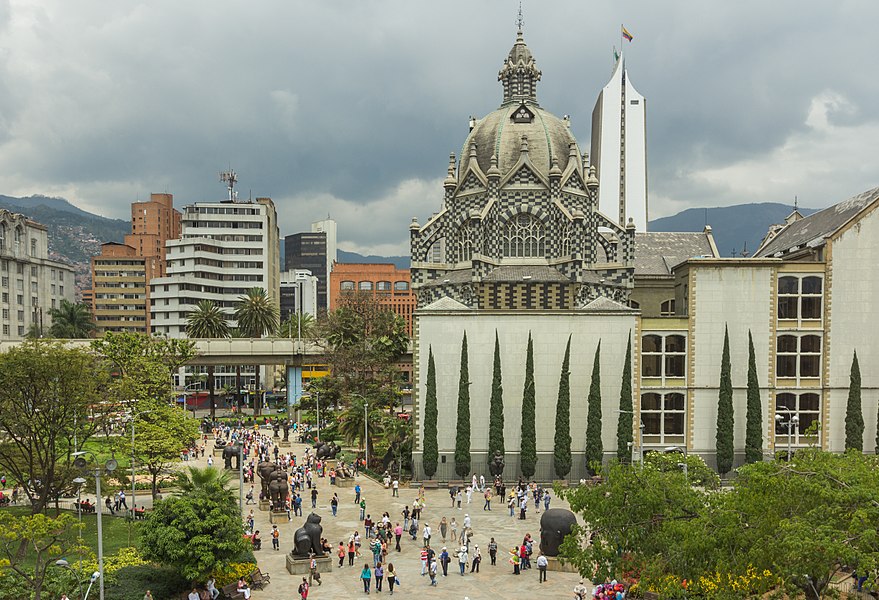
[392,478,399,497]
[187,589,199,600]
[423,523,432,545]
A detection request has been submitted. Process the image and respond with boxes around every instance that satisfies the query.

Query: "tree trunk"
[209,366,216,421]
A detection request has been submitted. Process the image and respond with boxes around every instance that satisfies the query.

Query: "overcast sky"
[1,1,877,255]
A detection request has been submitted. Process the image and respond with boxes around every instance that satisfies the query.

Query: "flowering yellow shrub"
[211,562,257,586]
[690,565,776,598]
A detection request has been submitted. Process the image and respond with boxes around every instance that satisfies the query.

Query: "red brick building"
[329,263,415,335]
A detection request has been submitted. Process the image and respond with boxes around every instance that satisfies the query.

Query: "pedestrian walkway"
[189,435,589,599]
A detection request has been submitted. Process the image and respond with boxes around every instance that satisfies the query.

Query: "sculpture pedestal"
[269,510,288,524]
[279,440,291,447]
[286,554,333,575]
[545,556,576,572]
[213,447,225,457]
[259,500,271,511]
[335,478,354,488]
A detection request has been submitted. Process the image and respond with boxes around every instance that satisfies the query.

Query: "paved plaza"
[200,435,589,600]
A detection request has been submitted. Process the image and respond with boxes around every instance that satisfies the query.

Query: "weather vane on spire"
[516,1,524,31]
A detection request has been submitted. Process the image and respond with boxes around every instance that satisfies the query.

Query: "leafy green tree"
[0,512,86,600]
[47,299,96,338]
[745,330,763,463]
[553,335,573,479]
[187,300,231,420]
[141,466,250,582]
[0,340,108,514]
[585,341,603,474]
[616,334,633,463]
[174,464,234,494]
[422,347,439,478]
[454,332,471,478]
[487,331,505,467]
[234,287,279,338]
[131,404,200,498]
[845,350,863,451]
[715,325,734,475]
[520,333,537,479]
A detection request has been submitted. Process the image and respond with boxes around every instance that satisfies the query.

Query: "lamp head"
[90,571,100,583]
[55,559,70,567]
[72,477,87,485]
[774,414,784,422]
[791,415,800,424]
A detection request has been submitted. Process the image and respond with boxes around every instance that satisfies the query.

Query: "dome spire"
[498,16,541,107]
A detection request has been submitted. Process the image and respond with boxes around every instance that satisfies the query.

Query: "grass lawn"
[0,506,141,567]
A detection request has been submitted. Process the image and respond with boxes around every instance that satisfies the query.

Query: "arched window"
[503,213,545,258]
[660,299,676,316]
[13,227,22,252]
[561,221,572,257]
[0,224,6,250]
[456,220,479,263]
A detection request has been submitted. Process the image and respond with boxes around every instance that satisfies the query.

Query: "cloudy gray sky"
[1,0,877,255]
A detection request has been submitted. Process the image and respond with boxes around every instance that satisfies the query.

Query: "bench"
[220,583,245,599]
[248,567,271,589]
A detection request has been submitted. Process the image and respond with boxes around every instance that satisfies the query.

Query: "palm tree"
[234,288,279,338]
[234,288,278,416]
[175,466,236,507]
[48,299,96,338]
[278,312,316,338]
[337,395,385,463]
[186,300,231,420]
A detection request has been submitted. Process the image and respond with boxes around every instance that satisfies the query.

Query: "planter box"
[447,480,465,489]
[421,480,439,489]
[279,440,291,447]
[552,479,569,488]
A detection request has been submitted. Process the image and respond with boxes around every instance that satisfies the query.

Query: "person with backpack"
[298,577,309,599]
[271,525,280,551]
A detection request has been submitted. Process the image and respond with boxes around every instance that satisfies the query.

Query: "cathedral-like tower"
[410,29,635,310]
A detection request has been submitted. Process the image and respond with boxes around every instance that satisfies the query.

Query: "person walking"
[449,487,456,507]
[347,539,356,566]
[246,486,255,505]
[465,484,473,504]
[309,553,322,586]
[456,488,462,509]
[458,546,468,575]
[483,488,492,511]
[374,562,384,592]
[402,506,410,532]
[439,517,448,542]
[450,517,458,544]
[354,483,361,504]
[310,487,318,509]
[470,545,481,573]
[394,522,403,552]
[428,557,438,586]
[387,562,397,595]
[536,553,548,582]
[360,563,372,594]
[297,577,309,600]
[488,537,498,566]
[422,522,431,546]
[338,542,346,568]
[331,493,339,517]
[420,546,429,576]
[271,525,280,551]
[391,478,399,497]
[543,490,551,511]
[359,498,367,521]
[439,546,450,576]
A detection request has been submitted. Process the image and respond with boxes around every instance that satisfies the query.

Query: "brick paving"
[194,435,589,600]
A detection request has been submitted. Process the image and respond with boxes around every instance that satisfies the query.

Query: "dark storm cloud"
[1,1,877,253]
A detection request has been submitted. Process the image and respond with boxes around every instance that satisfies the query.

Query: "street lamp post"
[665,446,689,484]
[364,401,369,470]
[72,452,116,600]
[315,391,320,443]
[618,409,645,465]
[128,410,154,520]
[775,411,800,459]
[237,439,244,514]
[54,559,84,600]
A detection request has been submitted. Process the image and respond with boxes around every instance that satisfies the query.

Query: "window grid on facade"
[641,392,685,443]
[777,275,822,322]
[776,334,821,379]
[659,299,675,316]
[775,392,821,447]
[641,334,686,379]
[502,214,546,258]
[456,220,479,263]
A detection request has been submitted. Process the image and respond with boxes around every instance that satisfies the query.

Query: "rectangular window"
[641,392,686,443]
[776,334,822,379]
[59,272,63,282]
[30,282,37,292]
[16,264,23,275]
[641,334,686,378]
[16,310,23,322]
[51,284,55,294]
[358,281,374,291]
[1,293,7,303]
[1,325,7,335]
[775,392,821,447]
[2,309,7,319]
[777,275,823,321]
[340,281,355,291]
[16,280,22,291]
[17,326,23,336]
[16,295,22,305]
[59,286,64,295]
[1,277,6,288]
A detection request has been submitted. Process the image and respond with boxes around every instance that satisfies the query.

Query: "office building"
[285,218,336,312]
[280,269,319,323]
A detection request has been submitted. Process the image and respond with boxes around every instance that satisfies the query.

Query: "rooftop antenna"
[794,195,798,211]
[516,1,524,31]
[219,169,238,202]
[739,241,750,258]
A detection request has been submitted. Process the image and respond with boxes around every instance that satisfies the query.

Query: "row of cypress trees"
[421,330,634,480]
[425,325,872,480]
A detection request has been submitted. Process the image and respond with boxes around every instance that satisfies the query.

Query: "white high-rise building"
[280,269,318,322]
[149,197,280,337]
[591,57,648,232]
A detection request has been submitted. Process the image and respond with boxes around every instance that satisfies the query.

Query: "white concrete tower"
[591,57,648,232]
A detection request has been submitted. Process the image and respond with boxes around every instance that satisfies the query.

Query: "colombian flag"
[622,25,633,42]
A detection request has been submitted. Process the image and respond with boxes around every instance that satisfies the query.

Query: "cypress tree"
[520,332,537,478]
[454,331,471,478]
[616,334,633,463]
[845,350,863,451]
[488,331,505,466]
[422,346,439,478]
[553,335,573,479]
[744,330,763,464]
[716,325,734,475]
[585,340,603,474]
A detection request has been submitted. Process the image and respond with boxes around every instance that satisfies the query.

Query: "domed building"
[409,29,640,482]
[410,28,635,310]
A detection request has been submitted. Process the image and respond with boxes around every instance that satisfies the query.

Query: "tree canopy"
[47,299,96,339]
[561,450,879,600]
[234,287,279,338]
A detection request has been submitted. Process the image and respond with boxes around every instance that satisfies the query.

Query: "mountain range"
[0,194,816,295]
